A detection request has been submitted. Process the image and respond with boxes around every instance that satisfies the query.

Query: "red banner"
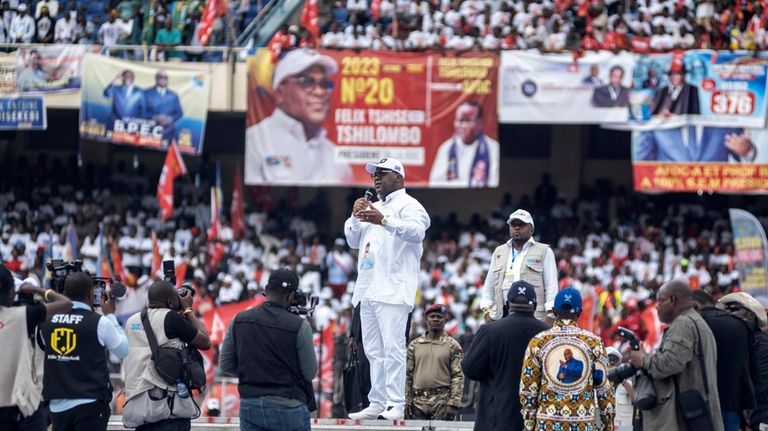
[633,162,768,192]
[300,0,319,39]
[200,296,264,346]
[156,142,187,221]
[197,0,227,46]
[245,48,499,188]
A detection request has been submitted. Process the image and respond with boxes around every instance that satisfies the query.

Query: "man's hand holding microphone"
[354,190,385,225]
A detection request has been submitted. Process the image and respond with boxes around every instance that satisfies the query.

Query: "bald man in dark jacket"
[462,281,549,431]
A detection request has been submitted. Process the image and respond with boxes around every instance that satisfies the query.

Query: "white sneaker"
[378,406,404,420]
[348,405,385,420]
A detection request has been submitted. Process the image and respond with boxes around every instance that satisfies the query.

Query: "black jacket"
[749,324,768,427]
[462,311,549,431]
[699,306,756,410]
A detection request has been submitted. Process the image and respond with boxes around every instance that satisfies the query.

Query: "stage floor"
[108,417,475,430]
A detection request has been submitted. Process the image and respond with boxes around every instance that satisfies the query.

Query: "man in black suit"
[591,65,630,108]
[650,58,700,116]
[693,290,756,431]
[462,281,549,431]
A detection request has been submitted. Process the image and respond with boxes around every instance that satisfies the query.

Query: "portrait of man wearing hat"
[245,48,351,185]
[479,209,558,322]
[650,53,700,117]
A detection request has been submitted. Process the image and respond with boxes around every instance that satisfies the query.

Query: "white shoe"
[378,406,404,420]
[348,405,385,420]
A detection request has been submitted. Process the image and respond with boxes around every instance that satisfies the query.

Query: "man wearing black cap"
[462,281,549,431]
[405,304,464,421]
[220,268,317,431]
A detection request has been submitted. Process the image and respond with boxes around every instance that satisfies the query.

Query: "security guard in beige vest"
[405,304,464,420]
[480,209,558,322]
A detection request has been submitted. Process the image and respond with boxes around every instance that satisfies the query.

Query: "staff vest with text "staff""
[39,309,112,402]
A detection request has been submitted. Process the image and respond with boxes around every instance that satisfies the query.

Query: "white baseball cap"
[272,48,338,88]
[365,157,405,179]
[17,3,27,12]
[507,209,534,227]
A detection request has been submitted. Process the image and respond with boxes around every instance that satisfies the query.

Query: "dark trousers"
[0,406,46,431]
[50,400,110,431]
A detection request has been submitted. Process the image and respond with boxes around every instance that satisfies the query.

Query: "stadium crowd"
[0,0,231,58]
[319,0,768,51]
[1,156,764,352]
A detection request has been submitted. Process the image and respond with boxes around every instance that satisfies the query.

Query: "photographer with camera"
[39,271,128,431]
[0,266,71,431]
[628,279,723,431]
[220,268,317,431]
[122,280,210,431]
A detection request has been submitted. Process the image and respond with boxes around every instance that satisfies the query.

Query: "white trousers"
[360,299,410,409]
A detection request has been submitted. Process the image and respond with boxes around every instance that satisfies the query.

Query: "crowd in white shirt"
[1,157,763,340]
[319,0,768,52]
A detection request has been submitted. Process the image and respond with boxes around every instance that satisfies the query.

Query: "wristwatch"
[381,215,389,226]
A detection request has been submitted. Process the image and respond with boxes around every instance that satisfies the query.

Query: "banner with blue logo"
[500,51,768,128]
[79,54,210,156]
[499,51,635,124]
[0,97,46,130]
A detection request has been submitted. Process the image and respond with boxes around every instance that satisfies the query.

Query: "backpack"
[140,311,206,390]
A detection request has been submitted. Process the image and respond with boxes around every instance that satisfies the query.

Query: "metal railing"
[236,0,279,47]
[0,43,251,62]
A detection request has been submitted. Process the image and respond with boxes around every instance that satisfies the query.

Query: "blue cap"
[554,287,582,313]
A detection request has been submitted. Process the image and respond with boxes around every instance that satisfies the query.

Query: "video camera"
[606,326,640,384]
[43,259,114,307]
[162,260,195,299]
[289,289,318,316]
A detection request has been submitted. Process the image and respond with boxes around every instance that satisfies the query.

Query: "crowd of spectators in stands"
[2,156,766,353]
[0,0,228,59]
[318,0,768,52]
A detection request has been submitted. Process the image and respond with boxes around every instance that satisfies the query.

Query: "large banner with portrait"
[79,54,210,155]
[628,51,768,128]
[245,48,499,187]
[632,126,768,192]
[498,51,635,124]
[500,51,768,128]
[15,45,95,94]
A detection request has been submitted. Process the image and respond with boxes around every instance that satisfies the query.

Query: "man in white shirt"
[480,209,558,322]
[35,0,58,19]
[54,10,76,43]
[430,101,500,187]
[345,158,430,421]
[245,48,351,185]
[9,3,34,43]
[98,11,124,47]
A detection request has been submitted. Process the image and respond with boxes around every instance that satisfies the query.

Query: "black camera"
[162,260,176,286]
[288,290,318,316]
[44,259,113,306]
[607,326,641,384]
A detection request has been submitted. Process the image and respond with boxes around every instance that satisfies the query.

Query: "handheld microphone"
[364,189,373,201]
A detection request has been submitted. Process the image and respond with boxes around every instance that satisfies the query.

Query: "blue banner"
[629,51,768,128]
[0,97,46,130]
[79,54,210,156]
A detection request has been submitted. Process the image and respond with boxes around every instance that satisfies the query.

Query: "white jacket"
[345,188,429,309]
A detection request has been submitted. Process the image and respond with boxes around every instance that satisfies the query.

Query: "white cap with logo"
[365,158,405,179]
[272,48,338,88]
[507,209,534,227]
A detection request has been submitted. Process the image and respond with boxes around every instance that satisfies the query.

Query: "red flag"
[151,231,161,278]
[230,165,246,238]
[201,296,264,346]
[269,30,284,62]
[111,243,131,283]
[197,0,228,46]
[300,0,319,38]
[175,260,188,288]
[156,142,187,221]
[370,0,382,19]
